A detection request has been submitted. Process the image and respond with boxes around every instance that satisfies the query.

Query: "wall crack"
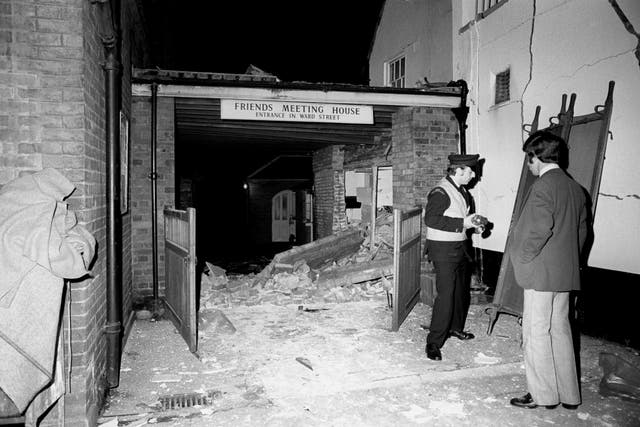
[519,0,536,140]
[544,49,634,90]
[608,0,640,69]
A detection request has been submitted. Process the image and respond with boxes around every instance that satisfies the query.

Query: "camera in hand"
[471,214,489,226]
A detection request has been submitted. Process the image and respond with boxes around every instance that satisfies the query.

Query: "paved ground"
[100,299,640,426]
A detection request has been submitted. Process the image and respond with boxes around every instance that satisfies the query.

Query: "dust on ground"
[101,297,640,427]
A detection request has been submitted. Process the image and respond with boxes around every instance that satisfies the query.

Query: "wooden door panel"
[272,190,295,242]
[392,207,422,331]
[163,207,197,353]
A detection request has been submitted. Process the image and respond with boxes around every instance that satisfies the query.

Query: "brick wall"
[120,0,151,332]
[0,1,103,424]
[130,95,175,300]
[392,106,459,243]
[309,108,457,242]
[343,134,391,170]
[0,0,150,424]
[312,145,346,238]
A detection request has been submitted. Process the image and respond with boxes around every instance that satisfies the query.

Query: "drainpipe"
[448,79,483,282]
[449,79,469,154]
[97,0,123,389]
[150,83,159,310]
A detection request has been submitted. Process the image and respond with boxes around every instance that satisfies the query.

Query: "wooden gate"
[391,207,423,331]
[163,207,197,353]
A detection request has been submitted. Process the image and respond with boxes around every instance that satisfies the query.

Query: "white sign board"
[221,99,374,124]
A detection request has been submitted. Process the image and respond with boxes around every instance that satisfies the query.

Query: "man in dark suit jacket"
[508,131,588,410]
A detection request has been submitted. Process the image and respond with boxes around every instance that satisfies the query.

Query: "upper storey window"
[387,56,405,88]
[476,0,508,17]
[461,0,510,32]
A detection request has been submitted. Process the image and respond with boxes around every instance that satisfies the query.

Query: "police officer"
[424,154,484,361]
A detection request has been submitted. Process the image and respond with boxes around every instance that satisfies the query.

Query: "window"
[494,68,510,104]
[460,0,510,33]
[387,56,405,88]
[476,0,509,17]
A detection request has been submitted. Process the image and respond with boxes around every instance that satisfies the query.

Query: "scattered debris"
[98,418,118,427]
[473,352,500,365]
[298,305,329,312]
[270,228,365,270]
[198,309,236,335]
[295,357,313,371]
[428,400,466,417]
[150,374,181,383]
[599,352,640,402]
[136,310,153,320]
[315,258,392,290]
[197,215,489,311]
[400,403,430,423]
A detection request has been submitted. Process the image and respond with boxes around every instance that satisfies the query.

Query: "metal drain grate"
[158,390,220,410]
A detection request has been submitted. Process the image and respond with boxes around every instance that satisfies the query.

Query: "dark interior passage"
[176,142,314,273]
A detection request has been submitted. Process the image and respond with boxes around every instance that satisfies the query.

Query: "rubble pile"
[200,253,392,309]
[200,215,396,309]
[197,210,491,311]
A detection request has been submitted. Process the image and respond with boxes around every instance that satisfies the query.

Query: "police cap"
[448,154,480,167]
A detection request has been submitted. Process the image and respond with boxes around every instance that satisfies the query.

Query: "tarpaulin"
[0,169,95,413]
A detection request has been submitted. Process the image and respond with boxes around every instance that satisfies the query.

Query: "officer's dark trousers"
[426,258,470,348]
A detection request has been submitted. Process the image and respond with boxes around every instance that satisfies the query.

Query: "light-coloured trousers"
[522,289,581,406]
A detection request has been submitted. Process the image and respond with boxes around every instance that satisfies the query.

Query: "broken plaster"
[608,0,640,69]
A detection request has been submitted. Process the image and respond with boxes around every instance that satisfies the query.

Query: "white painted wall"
[451,0,640,274]
[369,0,452,87]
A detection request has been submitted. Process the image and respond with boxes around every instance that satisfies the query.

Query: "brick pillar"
[130,95,175,300]
[392,106,459,211]
[312,145,345,239]
[392,106,459,268]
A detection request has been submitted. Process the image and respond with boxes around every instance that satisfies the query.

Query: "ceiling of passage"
[174,97,400,153]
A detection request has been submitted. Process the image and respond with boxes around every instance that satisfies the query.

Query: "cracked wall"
[453,0,640,274]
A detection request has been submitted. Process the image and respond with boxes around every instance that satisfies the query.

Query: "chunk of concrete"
[198,309,236,334]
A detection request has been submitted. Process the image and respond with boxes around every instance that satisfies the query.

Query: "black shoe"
[562,403,579,410]
[425,343,442,361]
[448,330,475,340]
[510,393,557,409]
